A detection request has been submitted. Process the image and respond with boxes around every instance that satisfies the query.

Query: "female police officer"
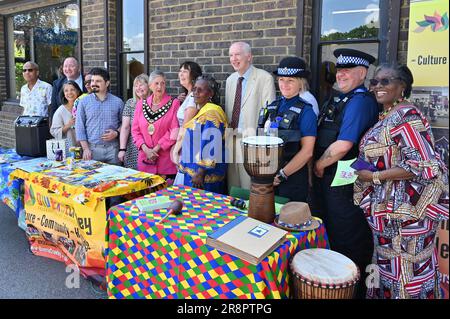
[258,57,317,202]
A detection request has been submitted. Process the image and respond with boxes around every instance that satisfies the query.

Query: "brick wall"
[398,0,410,64]
[107,0,118,94]
[0,15,7,102]
[81,0,118,93]
[301,0,313,64]
[148,0,300,102]
[0,103,22,148]
[81,0,106,70]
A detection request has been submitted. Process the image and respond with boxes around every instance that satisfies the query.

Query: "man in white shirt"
[19,61,52,117]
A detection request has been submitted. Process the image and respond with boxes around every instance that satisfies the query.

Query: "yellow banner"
[24,181,106,269]
[13,160,167,278]
[407,0,449,87]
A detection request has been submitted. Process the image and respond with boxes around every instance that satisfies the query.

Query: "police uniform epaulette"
[340,87,369,103]
[267,97,283,107]
[351,86,368,95]
[297,97,312,109]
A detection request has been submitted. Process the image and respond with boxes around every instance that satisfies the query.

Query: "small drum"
[290,248,360,299]
[242,136,284,182]
[241,136,284,223]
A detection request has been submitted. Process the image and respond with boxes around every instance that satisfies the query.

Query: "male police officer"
[314,48,379,298]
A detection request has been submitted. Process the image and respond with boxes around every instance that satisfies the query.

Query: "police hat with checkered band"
[333,48,376,69]
[273,56,310,78]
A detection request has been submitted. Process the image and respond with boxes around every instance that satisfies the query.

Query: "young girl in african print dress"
[354,63,449,299]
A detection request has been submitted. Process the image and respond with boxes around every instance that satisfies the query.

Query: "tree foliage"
[321,24,379,41]
[13,7,66,30]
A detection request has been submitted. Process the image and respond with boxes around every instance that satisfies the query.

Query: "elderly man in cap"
[313,48,379,299]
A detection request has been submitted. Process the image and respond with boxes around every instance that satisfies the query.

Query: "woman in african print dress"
[177,75,228,194]
[354,63,449,299]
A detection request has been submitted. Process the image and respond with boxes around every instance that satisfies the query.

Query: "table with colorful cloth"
[10,159,166,282]
[0,147,36,219]
[106,185,329,299]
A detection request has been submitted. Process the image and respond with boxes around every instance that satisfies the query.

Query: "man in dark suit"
[49,56,87,121]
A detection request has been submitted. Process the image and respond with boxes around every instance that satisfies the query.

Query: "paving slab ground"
[0,202,107,299]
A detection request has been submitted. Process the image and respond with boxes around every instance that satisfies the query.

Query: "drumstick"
[158,200,183,224]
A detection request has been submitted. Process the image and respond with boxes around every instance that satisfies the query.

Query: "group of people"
[19,42,448,299]
[312,49,448,300]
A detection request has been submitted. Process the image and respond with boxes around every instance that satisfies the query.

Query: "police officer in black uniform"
[313,49,379,298]
[257,57,317,202]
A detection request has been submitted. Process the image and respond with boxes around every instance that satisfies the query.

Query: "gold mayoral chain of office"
[142,97,173,135]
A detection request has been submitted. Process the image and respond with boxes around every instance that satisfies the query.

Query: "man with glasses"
[313,48,379,299]
[19,61,53,117]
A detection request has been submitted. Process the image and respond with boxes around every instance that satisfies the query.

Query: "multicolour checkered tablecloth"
[106,185,329,299]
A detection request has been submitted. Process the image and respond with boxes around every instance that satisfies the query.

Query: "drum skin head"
[242,135,284,179]
[291,248,359,285]
[242,135,284,146]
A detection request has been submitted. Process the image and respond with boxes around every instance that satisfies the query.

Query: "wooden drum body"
[242,136,284,182]
[242,136,283,223]
[290,248,360,299]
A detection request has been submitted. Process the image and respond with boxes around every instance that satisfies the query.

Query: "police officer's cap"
[273,56,310,78]
[333,48,376,69]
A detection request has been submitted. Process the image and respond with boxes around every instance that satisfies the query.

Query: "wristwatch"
[278,168,288,182]
[119,148,127,152]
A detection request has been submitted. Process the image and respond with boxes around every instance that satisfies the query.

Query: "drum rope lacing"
[290,263,361,289]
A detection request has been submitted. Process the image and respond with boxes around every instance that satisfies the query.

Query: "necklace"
[151,100,161,111]
[142,97,173,135]
[379,98,408,120]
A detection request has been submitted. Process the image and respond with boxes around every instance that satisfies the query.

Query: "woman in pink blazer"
[132,70,180,179]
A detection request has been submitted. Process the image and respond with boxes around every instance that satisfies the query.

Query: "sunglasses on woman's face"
[369,77,399,87]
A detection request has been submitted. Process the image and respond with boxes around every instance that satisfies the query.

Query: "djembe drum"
[242,136,284,223]
[290,248,360,299]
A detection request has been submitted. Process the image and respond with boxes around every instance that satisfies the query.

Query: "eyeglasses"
[22,68,35,73]
[84,81,91,85]
[369,77,400,87]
